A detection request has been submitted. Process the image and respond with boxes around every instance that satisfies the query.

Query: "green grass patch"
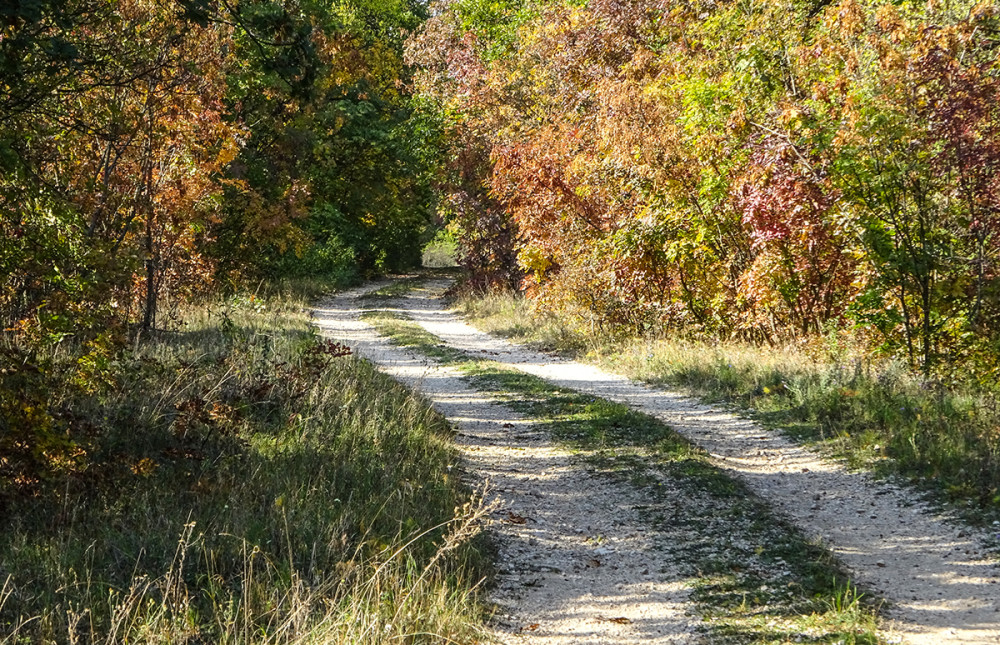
[364,308,884,645]
[456,291,1000,524]
[421,231,460,268]
[0,283,491,644]
[361,310,466,364]
[357,276,425,302]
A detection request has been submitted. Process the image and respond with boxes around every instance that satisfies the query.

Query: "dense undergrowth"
[457,290,1000,523]
[0,0,450,552]
[0,283,490,644]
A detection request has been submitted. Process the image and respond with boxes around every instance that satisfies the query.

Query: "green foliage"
[450,0,541,62]
[422,228,460,267]
[2,0,447,490]
[409,0,1000,380]
[213,0,443,281]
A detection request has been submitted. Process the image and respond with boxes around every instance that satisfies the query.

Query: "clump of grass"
[0,284,492,643]
[361,311,466,364]
[364,309,885,644]
[456,290,1000,521]
[358,277,424,302]
[455,289,593,354]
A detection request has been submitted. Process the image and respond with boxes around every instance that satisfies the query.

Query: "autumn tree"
[1,0,446,489]
[409,0,1000,377]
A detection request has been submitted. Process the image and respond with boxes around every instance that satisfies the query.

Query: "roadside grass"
[456,290,1000,523]
[456,290,593,355]
[362,308,884,645]
[0,283,491,644]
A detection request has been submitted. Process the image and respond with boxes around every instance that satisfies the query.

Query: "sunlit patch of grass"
[604,339,1000,522]
[364,308,887,645]
[421,234,459,268]
[357,276,424,302]
[361,310,465,364]
[453,289,593,354]
[0,283,492,644]
[700,578,880,645]
[456,290,1000,523]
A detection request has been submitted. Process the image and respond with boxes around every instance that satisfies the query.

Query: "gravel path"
[313,283,698,644]
[388,278,1000,645]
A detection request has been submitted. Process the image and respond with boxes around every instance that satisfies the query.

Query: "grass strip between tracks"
[362,306,885,645]
[458,291,1000,524]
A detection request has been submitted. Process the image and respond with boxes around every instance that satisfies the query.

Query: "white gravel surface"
[313,283,698,644]
[388,279,1000,645]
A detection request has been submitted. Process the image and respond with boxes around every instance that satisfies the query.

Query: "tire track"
[392,278,1000,645]
[313,283,698,644]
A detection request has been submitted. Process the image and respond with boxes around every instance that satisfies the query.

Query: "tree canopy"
[1,0,440,341]
[1,0,443,488]
[408,0,1000,382]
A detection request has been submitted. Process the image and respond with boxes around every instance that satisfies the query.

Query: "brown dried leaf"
[596,616,632,625]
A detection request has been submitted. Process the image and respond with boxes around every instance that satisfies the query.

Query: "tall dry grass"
[456,289,1000,520]
[1,283,493,643]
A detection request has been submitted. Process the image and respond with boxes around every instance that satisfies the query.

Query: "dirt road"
[314,278,1000,645]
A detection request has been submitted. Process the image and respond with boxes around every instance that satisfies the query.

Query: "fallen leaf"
[596,616,632,624]
[505,511,528,524]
